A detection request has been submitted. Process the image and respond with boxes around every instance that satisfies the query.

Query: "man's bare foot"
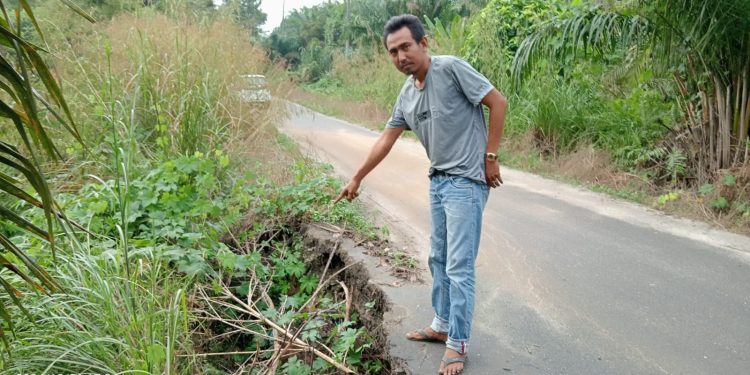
[405,327,447,343]
[438,348,467,375]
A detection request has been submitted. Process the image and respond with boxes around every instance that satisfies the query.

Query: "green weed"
[392,250,419,269]
[657,191,680,206]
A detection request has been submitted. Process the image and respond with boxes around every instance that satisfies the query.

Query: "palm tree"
[512,0,750,182]
[0,0,92,342]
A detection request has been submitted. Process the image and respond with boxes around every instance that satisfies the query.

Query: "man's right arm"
[335,127,404,203]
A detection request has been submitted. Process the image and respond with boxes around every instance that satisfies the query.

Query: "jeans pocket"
[449,176,473,189]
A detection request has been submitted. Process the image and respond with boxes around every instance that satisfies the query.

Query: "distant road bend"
[282,103,750,375]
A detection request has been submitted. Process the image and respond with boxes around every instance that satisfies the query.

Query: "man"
[335,14,507,375]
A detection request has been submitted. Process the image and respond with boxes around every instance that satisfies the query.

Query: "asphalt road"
[281,104,750,375]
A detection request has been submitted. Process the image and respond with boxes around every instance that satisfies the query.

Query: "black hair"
[383,14,426,49]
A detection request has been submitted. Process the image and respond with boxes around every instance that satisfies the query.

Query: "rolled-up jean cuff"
[447,338,468,354]
[430,315,449,334]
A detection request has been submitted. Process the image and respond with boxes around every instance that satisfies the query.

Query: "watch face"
[486,153,497,161]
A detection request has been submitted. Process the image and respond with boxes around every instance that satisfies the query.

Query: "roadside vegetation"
[1,1,398,374]
[268,0,750,234]
[2,0,747,373]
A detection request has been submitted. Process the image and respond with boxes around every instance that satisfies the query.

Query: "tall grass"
[1,247,191,374]
[498,60,674,169]
[49,10,273,164]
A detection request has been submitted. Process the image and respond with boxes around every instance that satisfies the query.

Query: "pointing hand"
[334,180,361,203]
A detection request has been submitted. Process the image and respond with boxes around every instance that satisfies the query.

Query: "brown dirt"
[548,145,616,183]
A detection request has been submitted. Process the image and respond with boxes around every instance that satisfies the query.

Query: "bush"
[507,61,673,168]
[300,40,335,82]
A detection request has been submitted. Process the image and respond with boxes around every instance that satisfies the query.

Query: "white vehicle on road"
[238,74,271,103]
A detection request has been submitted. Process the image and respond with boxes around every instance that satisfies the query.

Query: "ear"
[419,36,429,49]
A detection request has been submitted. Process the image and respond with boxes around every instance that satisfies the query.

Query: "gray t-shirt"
[386,55,493,183]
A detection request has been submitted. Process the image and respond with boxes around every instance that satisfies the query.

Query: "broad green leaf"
[710,196,729,209]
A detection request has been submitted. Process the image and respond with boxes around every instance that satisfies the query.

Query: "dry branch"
[196,279,358,374]
[220,285,357,374]
[339,281,352,322]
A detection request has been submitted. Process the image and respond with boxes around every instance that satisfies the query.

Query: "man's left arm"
[481,88,508,188]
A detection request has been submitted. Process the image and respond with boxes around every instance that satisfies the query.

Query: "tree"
[463,0,564,87]
[513,0,750,181]
[347,0,473,47]
[263,0,489,80]
[79,0,142,18]
[267,4,335,65]
[224,0,266,35]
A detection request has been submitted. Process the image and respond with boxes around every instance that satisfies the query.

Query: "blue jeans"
[428,173,489,354]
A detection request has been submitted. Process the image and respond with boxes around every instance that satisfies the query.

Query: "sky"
[260,0,331,33]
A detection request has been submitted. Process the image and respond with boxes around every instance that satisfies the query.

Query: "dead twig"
[296,260,360,314]
[310,222,344,233]
[339,280,352,323]
[179,349,279,357]
[272,258,361,367]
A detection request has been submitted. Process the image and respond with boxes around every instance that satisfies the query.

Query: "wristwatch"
[485,152,498,162]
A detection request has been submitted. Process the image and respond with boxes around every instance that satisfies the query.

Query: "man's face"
[385,26,428,76]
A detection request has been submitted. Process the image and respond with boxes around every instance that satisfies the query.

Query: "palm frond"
[0,0,91,345]
[513,8,651,85]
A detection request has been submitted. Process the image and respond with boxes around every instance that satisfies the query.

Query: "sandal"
[405,328,447,343]
[438,354,467,375]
